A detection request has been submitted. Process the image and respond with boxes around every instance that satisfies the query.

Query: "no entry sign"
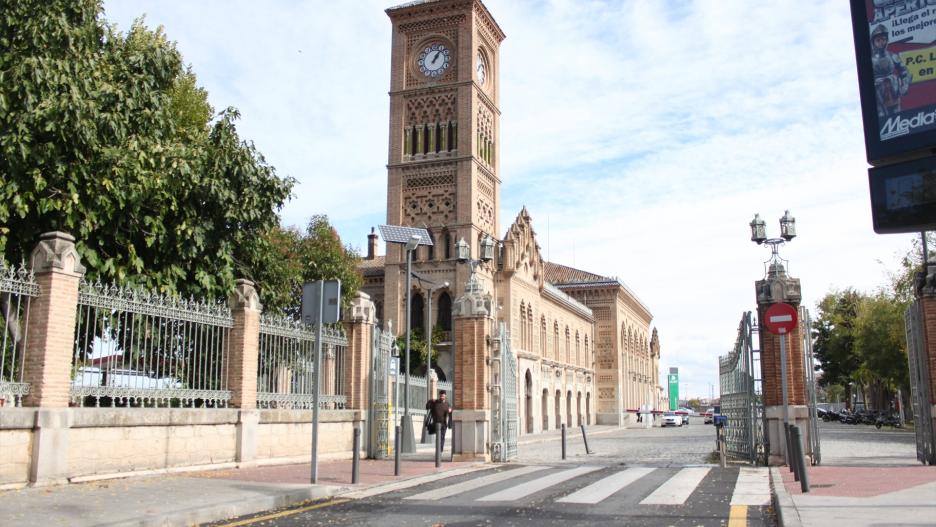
[764,303,798,335]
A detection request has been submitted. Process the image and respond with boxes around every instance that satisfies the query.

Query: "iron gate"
[719,311,765,465]
[906,300,935,465]
[490,322,518,462]
[800,307,821,465]
[368,325,393,459]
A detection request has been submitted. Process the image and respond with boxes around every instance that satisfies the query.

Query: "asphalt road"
[210,419,774,527]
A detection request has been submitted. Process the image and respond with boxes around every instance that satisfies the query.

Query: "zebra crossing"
[399,464,771,509]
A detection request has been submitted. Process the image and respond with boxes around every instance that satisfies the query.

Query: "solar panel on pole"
[378,225,433,246]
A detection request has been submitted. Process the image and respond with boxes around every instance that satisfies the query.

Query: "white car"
[662,412,681,427]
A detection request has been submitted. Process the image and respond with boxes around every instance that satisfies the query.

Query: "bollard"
[580,425,593,455]
[719,435,727,469]
[435,422,441,468]
[784,423,793,472]
[394,425,401,476]
[790,425,801,482]
[352,426,361,484]
[791,425,810,493]
[561,424,567,460]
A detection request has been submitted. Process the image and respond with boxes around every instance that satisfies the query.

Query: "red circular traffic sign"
[764,303,798,335]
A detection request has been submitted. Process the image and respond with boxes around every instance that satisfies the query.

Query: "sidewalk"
[771,456,936,526]
[0,443,484,527]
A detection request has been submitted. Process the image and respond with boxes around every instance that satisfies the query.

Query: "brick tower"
[383,0,505,382]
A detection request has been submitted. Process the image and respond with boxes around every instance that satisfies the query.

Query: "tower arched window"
[437,292,452,331]
[427,231,435,261]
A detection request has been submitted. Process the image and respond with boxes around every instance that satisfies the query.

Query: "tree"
[853,292,909,408]
[246,216,363,316]
[0,0,293,299]
[812,289,862,408]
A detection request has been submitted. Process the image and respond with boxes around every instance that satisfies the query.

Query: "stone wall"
[0,408,362,489]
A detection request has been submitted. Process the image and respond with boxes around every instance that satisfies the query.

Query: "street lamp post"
[378,225,433,455]
[411,272,449,444]
[749,210,797,456]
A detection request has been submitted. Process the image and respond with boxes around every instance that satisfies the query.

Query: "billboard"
[851,0,936,164]
[668,368,679,411]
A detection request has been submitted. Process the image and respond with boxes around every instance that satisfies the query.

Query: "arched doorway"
[586,392,591,425]
[566,390,572,427]
[555,390,561,429]
[577,391,582,426]
[525,370,533,434]
[542,389,549,431]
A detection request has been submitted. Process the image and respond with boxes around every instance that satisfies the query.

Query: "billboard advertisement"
[868,155,936,232]
[851,0,936,164]
[667,368,679,411]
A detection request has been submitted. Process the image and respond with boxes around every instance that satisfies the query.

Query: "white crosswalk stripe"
[639,467,711,505]
[557,467,657,504]
[398,464,768,508]
[404,465,549,501]
[476,466,603,502]
[730,467,771,506]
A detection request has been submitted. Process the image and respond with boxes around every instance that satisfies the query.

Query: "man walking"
[426,390,453,453]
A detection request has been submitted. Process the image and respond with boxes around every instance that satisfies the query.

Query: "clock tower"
[383,0,505,372]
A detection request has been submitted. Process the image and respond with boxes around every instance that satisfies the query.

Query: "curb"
[770,466,802,527]
[109,485,344,527]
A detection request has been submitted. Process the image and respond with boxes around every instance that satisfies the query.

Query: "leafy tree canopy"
[0,0,294,300]
[247,215,363,316]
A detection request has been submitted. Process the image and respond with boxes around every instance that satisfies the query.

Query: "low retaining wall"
[0,408,363,488]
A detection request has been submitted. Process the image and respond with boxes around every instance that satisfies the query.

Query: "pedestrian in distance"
[426,390,453,454]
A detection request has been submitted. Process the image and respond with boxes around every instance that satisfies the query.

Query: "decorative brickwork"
[755,263,805,407]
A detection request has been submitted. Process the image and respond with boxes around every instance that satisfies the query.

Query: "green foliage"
[853,292,909,394]
[812,289,862,388]
[0,0,293,299]
[247,216,363,316]
[396,325,445,376]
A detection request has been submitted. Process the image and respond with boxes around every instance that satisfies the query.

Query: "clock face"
[476,51,487,85]
[418,43,451,78]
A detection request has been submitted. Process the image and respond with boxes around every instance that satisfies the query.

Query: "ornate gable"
[501,207,544,286]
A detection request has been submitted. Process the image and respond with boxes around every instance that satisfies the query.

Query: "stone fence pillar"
[756,262,811,465]
[451,284,492,462]
[343,292,375,410]
[22,232,85,485]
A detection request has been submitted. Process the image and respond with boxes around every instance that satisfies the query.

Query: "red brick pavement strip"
[191,459,478,487]
[781,465,936,497]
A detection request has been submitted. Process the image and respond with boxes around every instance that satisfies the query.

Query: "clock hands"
[431,50,442,65]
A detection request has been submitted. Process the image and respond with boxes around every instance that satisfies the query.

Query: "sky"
[102,0,920,400]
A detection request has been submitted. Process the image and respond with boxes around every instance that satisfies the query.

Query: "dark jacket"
[426,398,451,425]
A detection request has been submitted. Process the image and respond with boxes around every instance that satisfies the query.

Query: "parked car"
[662,412,681,427]
[680,412,690,425]
[704,408,715,424]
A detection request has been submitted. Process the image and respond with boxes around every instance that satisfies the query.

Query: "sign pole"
[311,283,324,484]
[779,329,790,464]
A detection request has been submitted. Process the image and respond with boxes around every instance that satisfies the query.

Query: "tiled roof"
[357,256,386,275]
[543,262,611,285]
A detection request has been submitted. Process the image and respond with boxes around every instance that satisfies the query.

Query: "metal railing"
[719,311,765,465]
[257,314,348,410]
[392,373,453,421]
[0,259,39,407]
[70,280,233,407]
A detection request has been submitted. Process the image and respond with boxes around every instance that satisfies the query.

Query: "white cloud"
[103,0,918,398]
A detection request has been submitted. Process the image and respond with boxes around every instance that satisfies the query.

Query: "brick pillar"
[342,291,375,410]
[451,283,492,462]
[23,232,85,486]
[227,279,261,409]
[226,280,261,466]
[755,262,811,465]
[23,232,85,408]
[917,263,936,450]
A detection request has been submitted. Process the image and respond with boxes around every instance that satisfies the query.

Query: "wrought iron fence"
[70,281,233,407]
[0,259,39,407]
[256,314,348,410]
[719,311,765,465]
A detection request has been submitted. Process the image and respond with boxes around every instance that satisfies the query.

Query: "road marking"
[477,466,602,501]
[730,467,771,506]
[557,467,656,504]
[639,467,710,505]
[341,465,490,499]
[728,504,748,527]
[216,498,350,527]
[405,465,549,500]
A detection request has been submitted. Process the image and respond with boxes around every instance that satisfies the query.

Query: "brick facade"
[453,315,489,410]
